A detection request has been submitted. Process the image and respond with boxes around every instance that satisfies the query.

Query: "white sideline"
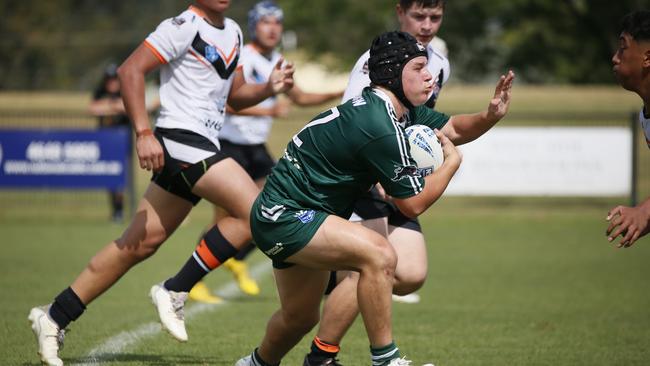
[71,261,272,366]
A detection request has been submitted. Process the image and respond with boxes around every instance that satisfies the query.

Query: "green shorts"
[250,193,328,269]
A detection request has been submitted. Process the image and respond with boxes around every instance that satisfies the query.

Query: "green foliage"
[279,0,397,68]
[1,0,649,89]
[442,0,647,83]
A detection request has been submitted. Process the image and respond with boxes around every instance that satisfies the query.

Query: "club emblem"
[205,45,219,63]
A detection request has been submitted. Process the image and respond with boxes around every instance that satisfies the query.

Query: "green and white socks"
[371,341,400,366]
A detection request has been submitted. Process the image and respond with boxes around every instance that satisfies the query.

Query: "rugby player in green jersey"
[236,30,512,366]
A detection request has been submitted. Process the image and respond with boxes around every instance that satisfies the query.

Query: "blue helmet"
[247,1,283,39]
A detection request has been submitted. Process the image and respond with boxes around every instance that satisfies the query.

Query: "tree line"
[1,0,647,90]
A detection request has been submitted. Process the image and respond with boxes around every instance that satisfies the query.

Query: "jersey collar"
[372,88,402,123]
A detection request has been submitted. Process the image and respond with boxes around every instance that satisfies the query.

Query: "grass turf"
[1,197,650,365]
[1,85,649,365]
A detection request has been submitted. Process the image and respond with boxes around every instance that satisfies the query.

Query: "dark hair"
[93,63,120,99]
[620,10,650,42]
[399,0,445,10]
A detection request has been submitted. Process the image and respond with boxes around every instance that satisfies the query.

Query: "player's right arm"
[118,43,164,172]
[118,14,192,172]
[392,130,461,218]
[361,127,461,219]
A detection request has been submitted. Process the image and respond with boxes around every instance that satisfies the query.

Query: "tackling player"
[303,1,515,364]
[236,31,461,366]
[607,10,650,247]
[27,1,294,365]
[237,26,513,366]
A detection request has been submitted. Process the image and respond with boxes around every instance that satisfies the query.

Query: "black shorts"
[218,139,275,180]
[151,128,228,205]
[351,186,421,232]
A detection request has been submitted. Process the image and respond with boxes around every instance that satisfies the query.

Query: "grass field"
[1,85,649,365]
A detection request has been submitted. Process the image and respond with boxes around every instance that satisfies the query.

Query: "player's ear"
[643,48,650,68]
[396,4,404,17]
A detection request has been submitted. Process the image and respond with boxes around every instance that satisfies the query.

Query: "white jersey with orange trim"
[341,42,450,108]
[640,107,650,149]
[219,44,282,145]
[144,6,242,147]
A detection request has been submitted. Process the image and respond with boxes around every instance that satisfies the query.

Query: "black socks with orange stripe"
[49,287,86,329]
[164,225,238,292]
[306,336,340,364]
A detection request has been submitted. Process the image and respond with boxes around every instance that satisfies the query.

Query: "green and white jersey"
[262,87,450,219]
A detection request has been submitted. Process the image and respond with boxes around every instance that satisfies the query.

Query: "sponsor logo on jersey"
[392,164,420,181]
[295,210,315,224]
[205,45,220,63]
[265,242,284,256]
[282,149,302,170]
[172,16,186,27]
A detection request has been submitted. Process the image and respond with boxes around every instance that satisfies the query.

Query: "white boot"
[28,306,65,366]
[150,283,188,342]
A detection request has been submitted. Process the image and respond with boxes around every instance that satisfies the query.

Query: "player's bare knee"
[395,266,427,291]
[393,277,425,295]
[362,240,397,277]
[115,230,167,260]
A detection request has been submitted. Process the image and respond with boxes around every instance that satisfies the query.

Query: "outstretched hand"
[268,57,295,95]
[486,70,515,122]
[606,202,650,248]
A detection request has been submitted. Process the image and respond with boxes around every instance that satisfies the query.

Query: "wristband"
[136,128,153,138]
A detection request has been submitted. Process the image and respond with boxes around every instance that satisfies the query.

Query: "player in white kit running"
[27,1,295,364]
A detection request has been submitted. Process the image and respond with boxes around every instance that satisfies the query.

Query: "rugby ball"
[404,124,444,175]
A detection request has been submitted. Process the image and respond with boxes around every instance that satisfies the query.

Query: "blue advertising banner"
[0,128,130,189]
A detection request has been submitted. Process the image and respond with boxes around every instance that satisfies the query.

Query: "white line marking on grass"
[71,261,272,366]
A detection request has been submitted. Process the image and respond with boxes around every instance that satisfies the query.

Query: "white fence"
[445,127,632,196]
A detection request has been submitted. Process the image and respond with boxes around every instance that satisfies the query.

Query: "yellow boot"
[188,281,223,304]
[223,259,260,296]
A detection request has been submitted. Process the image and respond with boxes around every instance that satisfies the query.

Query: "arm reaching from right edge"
[393,129,462,218]
[606,197,650,248]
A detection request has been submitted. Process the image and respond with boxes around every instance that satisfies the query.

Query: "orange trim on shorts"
[143,41,167,64]
[314,337,340,353]
[196,239,220,269]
